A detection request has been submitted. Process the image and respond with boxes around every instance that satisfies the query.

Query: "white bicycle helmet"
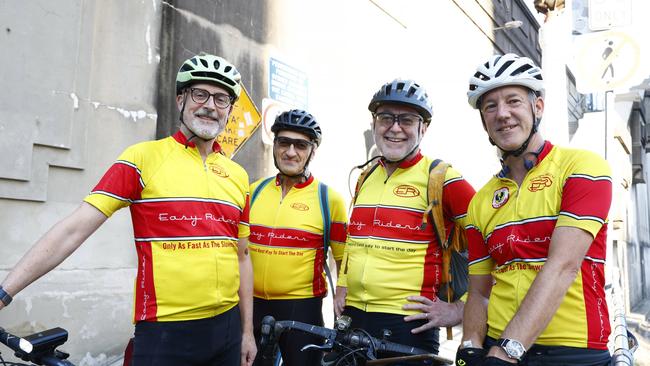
[467,53,544,109]
[176,53,241,100]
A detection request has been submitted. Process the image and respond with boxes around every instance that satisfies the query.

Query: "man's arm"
[237,237,256,366]
[0,202,107,309]
[486,226,594,361]
[460,274,493,346]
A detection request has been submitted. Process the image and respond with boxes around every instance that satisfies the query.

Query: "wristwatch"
[0,286,13,306]
[497,338,526,361]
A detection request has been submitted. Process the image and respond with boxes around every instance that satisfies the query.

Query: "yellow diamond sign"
[217,84,261,158]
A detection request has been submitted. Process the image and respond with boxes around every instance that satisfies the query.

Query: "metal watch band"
[0,286,13,306]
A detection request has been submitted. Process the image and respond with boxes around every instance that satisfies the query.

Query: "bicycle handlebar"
[260,315,453,365]
[0,327,74,366]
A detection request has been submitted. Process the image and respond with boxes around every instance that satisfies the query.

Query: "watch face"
[504,340,525,358]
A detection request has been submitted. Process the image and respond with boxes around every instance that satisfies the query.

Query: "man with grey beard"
[0,53,256,366]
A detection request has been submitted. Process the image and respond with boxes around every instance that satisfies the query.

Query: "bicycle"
[0,326,74,366]
[259,315,453,366]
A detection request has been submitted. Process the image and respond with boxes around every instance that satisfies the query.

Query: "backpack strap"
[318,182,336,297]
[349,162,381,214]
[422,159,450,249]
[250,177,274,207]
[319,182,331,254]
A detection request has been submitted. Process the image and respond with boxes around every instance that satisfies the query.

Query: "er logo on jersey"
[393,184,420,198]
[291,202,309,211]
[528,174,553,192]
[492,187,509,209]
[208,163,229,178]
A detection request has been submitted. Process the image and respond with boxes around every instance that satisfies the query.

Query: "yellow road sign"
[574,30,641,93]
[216,84,261,158]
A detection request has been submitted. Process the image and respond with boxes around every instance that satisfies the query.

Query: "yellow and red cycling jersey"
[84,131,250,323]
[338,152,475,315]
[249,175,347,299]
[466,141,612,350]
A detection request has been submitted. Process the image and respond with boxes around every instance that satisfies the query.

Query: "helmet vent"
[495,60,514,77]
[406,86,417,98]
[200,58,209,68]
[224,65,232,73]
[510,64,533,77]
[180,64,194,72]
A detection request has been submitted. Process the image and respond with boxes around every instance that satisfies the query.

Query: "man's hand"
[240,331,257,366]
[402,296,463,333]
[334,286,347,318]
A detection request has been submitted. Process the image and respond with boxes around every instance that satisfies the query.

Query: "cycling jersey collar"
[380,150,423,170]
[274,173,314,188]
[173,130,222,153]
[537,140,553,163]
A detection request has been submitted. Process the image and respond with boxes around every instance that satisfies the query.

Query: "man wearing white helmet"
[335,79,475,360]
[0,53,257,366]
[457,53,612,365]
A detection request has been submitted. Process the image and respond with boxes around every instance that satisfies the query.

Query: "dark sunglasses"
[274,136,314,151]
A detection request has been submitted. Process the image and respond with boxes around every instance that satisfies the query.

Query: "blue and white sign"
[269,58,308,109]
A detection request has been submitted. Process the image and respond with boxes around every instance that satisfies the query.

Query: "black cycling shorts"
[253,297,324,366]
[130,305,241,366]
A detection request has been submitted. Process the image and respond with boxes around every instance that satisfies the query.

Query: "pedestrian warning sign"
[217,84,261,158]
[573,30,641,93]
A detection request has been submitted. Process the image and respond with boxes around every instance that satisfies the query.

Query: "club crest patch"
[492,187,509,209]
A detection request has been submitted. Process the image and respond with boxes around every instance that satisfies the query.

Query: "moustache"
[194,110,219,120]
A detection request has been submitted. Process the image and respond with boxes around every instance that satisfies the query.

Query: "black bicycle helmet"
[271,109,322,146]
[176,53,241,100]
[368,79,433,123]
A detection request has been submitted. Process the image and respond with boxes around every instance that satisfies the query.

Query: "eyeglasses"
[373,112,423,129]
[274,136,314,151]
[188,88,233,109]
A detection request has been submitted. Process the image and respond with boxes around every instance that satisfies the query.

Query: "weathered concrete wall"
[0,0,160,364]
[0,0,540,364]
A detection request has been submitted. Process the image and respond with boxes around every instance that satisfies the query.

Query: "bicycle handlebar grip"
[375,339,428,356]
[276,320,336,339]
[0,326,34,353]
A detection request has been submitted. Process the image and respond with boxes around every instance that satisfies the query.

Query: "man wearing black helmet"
[457,53,612,366]
[248,109,348,365]
[334,79,475,358]
[0,53,257,366]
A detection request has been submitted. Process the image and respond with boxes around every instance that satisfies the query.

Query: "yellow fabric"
[84,131,250,322]
[340,154,474,315]
[467,143,612,349]
[249,176,347,299]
